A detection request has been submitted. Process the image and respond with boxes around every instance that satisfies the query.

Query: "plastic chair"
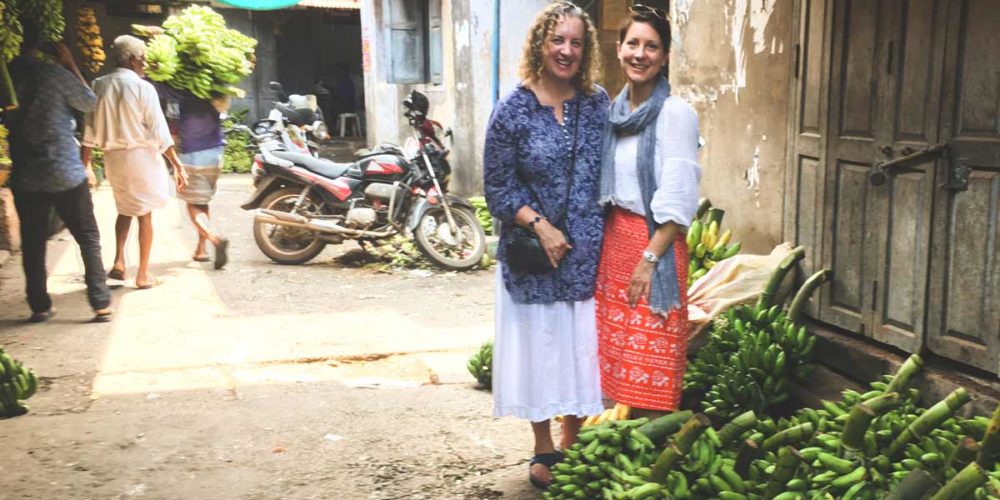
[338,113,362,137]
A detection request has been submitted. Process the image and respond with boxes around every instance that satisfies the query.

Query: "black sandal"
[91,310,113,323]
[528,451,565,490]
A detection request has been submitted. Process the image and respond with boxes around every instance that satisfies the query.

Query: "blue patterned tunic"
[484,84,610,304]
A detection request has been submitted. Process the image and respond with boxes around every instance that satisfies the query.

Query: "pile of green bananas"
[570,356,1000,499]
[687,199,742,286]
[137,5,256,99]
[0,349,39,418]
[684,248,829,422]
[466,340,492,390]
[467,196,493,235]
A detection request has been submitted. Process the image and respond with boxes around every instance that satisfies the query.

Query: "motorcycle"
[240,90,486,271]
[267,81,330,142]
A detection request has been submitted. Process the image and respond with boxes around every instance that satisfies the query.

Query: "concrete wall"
[667,0,794,254]
[360,0,550,196]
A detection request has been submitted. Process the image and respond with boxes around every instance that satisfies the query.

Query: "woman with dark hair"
[483,1,608,489]
[595,5,702,415]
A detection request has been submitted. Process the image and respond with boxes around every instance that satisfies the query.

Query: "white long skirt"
[492,266,604,422]
[104,146,170,217]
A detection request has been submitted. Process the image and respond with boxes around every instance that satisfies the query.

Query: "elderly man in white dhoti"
[82,35,187,289]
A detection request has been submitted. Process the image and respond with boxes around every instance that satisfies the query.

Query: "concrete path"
[0,176,543,499]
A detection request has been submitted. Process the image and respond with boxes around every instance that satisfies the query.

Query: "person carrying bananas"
[6,25,112,323]
[82,35,188,290]
[594,6,702,416]
[151,82,230,269]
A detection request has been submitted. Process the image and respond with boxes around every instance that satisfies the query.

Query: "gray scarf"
[599,77,681,315]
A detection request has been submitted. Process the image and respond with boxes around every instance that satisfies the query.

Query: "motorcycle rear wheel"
[253,187,327,265]
[413,205,486,271]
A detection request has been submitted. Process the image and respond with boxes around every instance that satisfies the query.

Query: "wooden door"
[926,0,1000,373]
[785,0,833,322]
[867,0,948,353]
[820,0,896,335]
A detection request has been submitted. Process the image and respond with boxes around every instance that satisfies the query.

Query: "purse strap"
[518,95,581,229]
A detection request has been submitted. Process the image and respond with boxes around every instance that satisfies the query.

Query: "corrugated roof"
[295,0,360,9]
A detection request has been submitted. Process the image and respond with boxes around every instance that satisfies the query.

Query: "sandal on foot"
[528,451,564,490]
[107,268,126,281]
[91,310,113,323]
[192,254,210,263]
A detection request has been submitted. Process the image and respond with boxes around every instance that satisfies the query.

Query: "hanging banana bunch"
[76,5,104,74]
[13,0,65,42]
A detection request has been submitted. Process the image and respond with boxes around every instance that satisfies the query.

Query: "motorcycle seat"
[272,151,352,179]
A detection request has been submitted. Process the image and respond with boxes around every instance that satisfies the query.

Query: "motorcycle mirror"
[445,128,453,139]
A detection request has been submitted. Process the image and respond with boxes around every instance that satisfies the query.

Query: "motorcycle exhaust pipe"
[253,209,396,238]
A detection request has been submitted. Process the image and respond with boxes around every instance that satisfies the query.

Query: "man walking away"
[7,26,112,323]
[82,35,187,290]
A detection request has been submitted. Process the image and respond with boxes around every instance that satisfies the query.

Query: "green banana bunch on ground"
[687,199,742,286]
[543,416,664,500]
[583,356,1000,499]
[0,349,39,418]
[684,301,818,422]
[136,5,256,99]
[467,197,493,235]
[466,340,492,390]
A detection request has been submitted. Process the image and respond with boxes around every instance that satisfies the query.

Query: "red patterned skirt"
[596,207,689,411]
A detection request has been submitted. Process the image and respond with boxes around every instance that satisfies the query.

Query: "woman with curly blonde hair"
[483,1,608,490]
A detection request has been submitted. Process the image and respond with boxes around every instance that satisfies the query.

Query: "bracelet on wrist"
[528,215,546,232]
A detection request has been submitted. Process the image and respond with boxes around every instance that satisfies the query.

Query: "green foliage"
[222,109,253,174]
[467,196,493,235]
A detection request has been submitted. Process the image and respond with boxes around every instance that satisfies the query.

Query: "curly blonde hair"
[518,2,602,94]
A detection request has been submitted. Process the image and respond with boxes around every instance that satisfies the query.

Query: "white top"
[610,96,702,227]
[83,68,174,153]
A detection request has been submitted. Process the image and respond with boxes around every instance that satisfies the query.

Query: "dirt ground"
[0,175,547,500]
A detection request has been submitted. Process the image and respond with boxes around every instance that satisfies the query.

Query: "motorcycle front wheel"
[413,205,486,271]
[253,187,327,265]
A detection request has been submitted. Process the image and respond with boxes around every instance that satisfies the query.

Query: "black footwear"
[28,309,56,323]
[91,310,113,323]
[528,451,565,490]
[214,238,229,270]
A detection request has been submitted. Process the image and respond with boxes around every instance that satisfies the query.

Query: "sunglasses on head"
[630,4,668,20]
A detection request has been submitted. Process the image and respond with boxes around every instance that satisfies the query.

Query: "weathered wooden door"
[819,0,896,337]
[925,0,1000,373]
[867,0,949,353]
[789,0,979,354]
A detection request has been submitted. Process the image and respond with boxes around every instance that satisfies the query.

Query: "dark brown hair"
[618,7,671,76]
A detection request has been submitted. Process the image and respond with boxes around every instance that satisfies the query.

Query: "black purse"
[505,99,580,275]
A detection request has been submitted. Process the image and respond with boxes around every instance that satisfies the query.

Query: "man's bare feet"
[136,274,158,290]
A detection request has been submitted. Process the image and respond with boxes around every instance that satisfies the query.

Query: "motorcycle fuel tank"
[359,154,409,181]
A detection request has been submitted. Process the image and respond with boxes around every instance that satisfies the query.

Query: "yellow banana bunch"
[76,6,104,74]
[582,403,631,427]
[687,199,743,286]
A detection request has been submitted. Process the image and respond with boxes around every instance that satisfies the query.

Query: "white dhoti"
[104,147,170,217]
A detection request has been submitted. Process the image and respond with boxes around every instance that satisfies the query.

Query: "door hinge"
[871,280,878,312]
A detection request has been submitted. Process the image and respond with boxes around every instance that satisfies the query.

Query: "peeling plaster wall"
[669,0,793,254]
